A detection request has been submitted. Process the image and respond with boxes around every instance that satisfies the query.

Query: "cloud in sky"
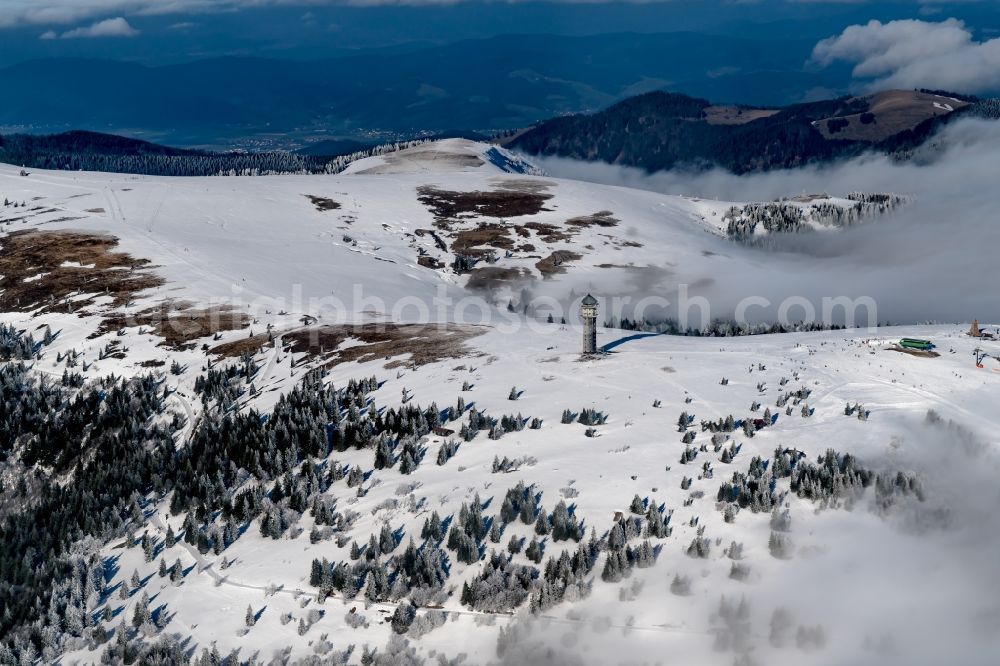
[1,0,455,30]
[0,0,823,30]
[3,1,244,28]
[812,18,1000,94]
[43,16,140,39]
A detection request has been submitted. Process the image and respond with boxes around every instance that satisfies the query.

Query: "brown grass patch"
[283,323,484,369]
[520,222,573,243]
[598,233,643,249]
[85,208,106,214]
[417,255,443,269]
[417,184,552,220]
[353,147,483,174]
[492,179,554,193]
[704,105,779,126]
[536,250,583,277]
[211,332,271,358]
[566,211,619,228]
[451,223,516,256]
[0,230,163,313]
[817,90,969,142]
[305,195,341,211]
[98,301,251,349]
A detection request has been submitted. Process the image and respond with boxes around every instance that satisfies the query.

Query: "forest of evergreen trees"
[0,131,330,177]
[511,92,871,174]
[511,90,1000,174]
[0,131,481,178]
[0,318,927,664]
[0,350,612,663]
[722,193,907,242]
[604,317,846,337]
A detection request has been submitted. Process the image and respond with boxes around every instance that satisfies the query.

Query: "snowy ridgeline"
[328,141,540,177]
[1,320,997,666]
[325,140,439,174]
[0,134,536,179]
[722,193,907,242]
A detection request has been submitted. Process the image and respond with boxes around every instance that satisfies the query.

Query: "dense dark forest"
[0,323,600,663]
[510,91,1000,173]
[509,92,864,173]
[0,131,330,176]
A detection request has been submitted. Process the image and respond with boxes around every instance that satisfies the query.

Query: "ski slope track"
[0,140,998,666]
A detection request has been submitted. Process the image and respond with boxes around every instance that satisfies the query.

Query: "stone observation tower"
[581,294,598,354]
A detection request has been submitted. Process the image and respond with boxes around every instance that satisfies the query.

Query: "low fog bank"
[485,411,1000,666]
[530,117,1000,326]
[532,118,995,203]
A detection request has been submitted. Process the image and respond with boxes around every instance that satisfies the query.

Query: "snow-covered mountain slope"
[0,140,725,329]
[4,138,949,338]
[340,139,543,176]
[2,140,999,666]
[0,139,905,336]
[27,321,1000,666]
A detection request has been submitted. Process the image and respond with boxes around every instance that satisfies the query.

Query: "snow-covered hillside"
[2,139,728,322]
[339,139,544,176]
[1,140,998,666]
[0,140,916,332]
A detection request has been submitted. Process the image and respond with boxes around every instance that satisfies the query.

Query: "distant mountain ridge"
[507,89,992,173]
[0,130,329,176]
[0,32,841,146]
[5,89,996,178]
[0,129,496,177]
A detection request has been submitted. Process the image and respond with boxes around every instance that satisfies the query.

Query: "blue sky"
[0,1,996,67]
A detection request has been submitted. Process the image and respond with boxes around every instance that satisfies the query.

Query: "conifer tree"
[534,510,550,536]
[170,559,183,583]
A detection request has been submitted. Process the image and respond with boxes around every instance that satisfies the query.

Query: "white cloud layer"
[813,18,1000,94]
[44,16,140,39]
[0,0,458,29]
[531,116,1000,325]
